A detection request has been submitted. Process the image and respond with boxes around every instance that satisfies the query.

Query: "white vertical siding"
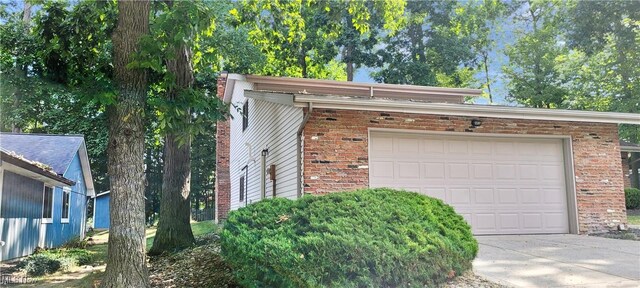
[228,80,303,211]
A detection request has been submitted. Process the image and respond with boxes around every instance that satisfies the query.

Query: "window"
[242,100,249,131]
[42,186,53,223]
[61,188,70,223]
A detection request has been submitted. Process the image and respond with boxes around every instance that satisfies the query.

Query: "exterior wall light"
[471,119,483,127]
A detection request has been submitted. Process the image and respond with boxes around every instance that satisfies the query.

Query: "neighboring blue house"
[93,191,110,229]
[0,133,95,260]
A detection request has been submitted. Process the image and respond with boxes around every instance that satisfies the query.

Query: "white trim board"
[61,187,71,224]
[0,168,4,219]
[293,94,640,125]
[41,185,54,224]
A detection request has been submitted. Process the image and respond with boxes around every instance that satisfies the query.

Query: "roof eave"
[621,146,640,153]
[0,151,75,186]
[78,142,96,197]
[293,95,640,125]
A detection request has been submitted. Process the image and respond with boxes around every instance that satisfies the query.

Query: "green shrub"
[221,188,478,288]
[626,188,640,209]
[44,248,92,269]
[19,248,92,276]
[61,236,89,249]
[21,254,61,277]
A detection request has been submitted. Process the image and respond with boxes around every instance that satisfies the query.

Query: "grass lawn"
[628,215,640,225]
[145,221,217,248]
[16,221,216,288]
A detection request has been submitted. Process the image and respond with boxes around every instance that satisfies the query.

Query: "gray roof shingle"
[0,133,85,175]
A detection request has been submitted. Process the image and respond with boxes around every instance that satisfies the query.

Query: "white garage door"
[369,132,570,235]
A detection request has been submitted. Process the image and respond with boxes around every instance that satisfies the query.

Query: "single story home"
[92,191,110,229]
[214,74,640,235]
[0,133,95,260]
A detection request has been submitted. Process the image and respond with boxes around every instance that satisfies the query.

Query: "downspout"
[297,102,313,198]
[261,149,269,199]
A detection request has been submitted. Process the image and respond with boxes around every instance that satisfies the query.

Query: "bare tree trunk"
[149,37,195,254]
[11,1,32,133]
[482,51,493,104]
[102,1,150,287]
[344,44,354,81]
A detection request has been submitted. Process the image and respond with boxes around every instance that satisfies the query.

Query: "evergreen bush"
[221,188,477,287]
[625,188,640,209]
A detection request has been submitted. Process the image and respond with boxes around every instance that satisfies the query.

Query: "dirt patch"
[590,228,640,241]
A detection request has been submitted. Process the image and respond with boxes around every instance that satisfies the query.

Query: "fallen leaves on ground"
[149,234,239,288]
[148,234,505,288]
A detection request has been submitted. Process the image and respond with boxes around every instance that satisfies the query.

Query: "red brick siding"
[621,152,631,189]
[303,109,626,234]
[215,76,231,222]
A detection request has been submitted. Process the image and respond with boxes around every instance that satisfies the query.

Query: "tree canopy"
[1,0,639,226]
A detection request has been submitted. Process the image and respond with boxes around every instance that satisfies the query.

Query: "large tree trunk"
[149,39,196,254]
[102,1,150,287]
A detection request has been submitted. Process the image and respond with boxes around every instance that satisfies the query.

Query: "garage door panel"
[396,138,420,154]
[397,162,420,179]
[370,132,570,235]
[447,140,469,154]
[422,163,445,179]
[472,163,493,179]
[448,163,470,178]
[474,213,497,230]
[371,161,394,178]
[474,189,494,204]
[499,213,520,229]
[370,136,393,153]
[422,139,445,153]
[450,188,471,204]
[421,187,446,201]
[471,141,492,154]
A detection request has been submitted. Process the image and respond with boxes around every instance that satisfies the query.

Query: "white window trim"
[61,187,70,224]
[42,185,54,224]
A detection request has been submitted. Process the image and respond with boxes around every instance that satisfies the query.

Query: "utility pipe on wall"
[261,149,269,199]
[296,102,313,198]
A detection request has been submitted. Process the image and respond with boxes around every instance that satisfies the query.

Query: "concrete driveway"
[474,235,640,287]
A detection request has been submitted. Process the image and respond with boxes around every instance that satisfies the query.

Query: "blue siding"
[94,194,110,229]
[43,152,88,248]
[0,171,44,261]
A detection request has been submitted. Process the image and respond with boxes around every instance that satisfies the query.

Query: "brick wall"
[214,75,231,223]
[303,109,626,234]
[621,152,631,188]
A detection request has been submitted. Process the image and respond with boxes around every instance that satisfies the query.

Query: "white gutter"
[293,95,640,125]
[621,146,640,153]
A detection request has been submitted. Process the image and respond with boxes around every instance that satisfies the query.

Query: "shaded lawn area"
[15,221,216,288]
[146,221,217,249]
[628,215,640,225]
